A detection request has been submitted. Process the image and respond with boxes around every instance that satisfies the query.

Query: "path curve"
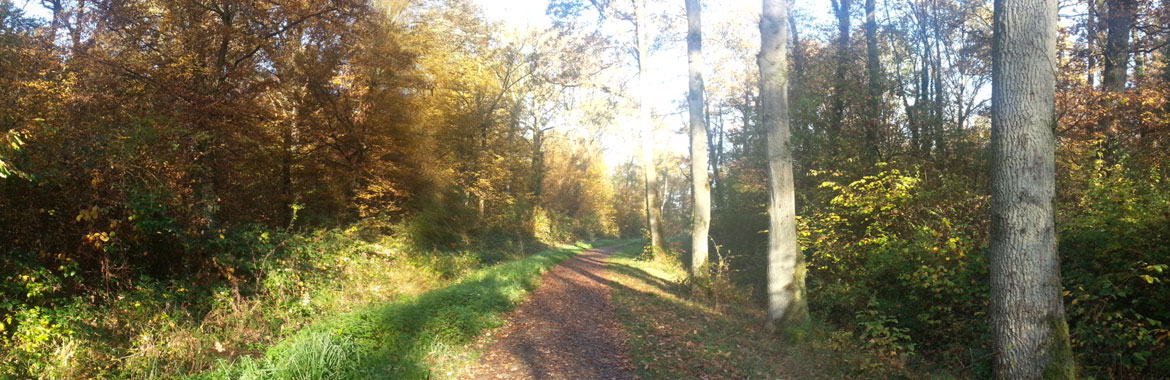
[465,244,638,380]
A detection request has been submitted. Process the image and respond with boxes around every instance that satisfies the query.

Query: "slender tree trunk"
[281,122,295,228]
[864,0,881,159]
[1102,0,1135,92]
[790,11,804,95]
[1087,0,1098,87]
[931,7,945,155]
[760,0,807,336]
[829,0,851,139]
[1099,0,1136,164]
[532,123,546,198]
[636,0,665,255]
[685,0,711,277]
[990,0,1075,377]
[711,105,725,205]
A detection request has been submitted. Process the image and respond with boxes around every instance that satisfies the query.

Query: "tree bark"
[990,0,1075,377]
[636,0,665,255]
[685,0,711,277]
[864,0,881,159]
[760,0,807,336]
[1101,0,1136,92]
[829,0,851,139]
[1099,0,1136,164]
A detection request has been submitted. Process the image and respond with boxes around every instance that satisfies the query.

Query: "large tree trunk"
[990,0,1075,377]
[636,0,665,255]
[685,0,711,277]
[760,0,807,336]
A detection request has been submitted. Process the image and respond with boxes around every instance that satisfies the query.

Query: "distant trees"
[0,0,631,321]
[759,0,807,335]
[989,0,1074,377]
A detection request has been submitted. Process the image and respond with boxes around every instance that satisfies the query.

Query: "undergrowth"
[1,214,603,379]
[196,242,590,379]
[608,241,961,379]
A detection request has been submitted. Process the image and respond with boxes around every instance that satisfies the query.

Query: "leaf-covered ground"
[458,244,636,379]
[606,243,948,380]
[606,244,808,379]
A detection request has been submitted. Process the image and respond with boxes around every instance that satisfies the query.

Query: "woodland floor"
[461,244,639,379]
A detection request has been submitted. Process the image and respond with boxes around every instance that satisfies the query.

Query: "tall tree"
[990,0,1075,377]
[1099,0,1137,163]
[829,0,852,138]
[864,0,882,158]
[760,0,807,335]
[685,0,710,277]
[636,0,666,255]
[1101,0,1136,92]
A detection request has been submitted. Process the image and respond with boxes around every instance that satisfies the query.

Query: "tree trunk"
[1086,0,1098,87]
[1099,0,1136,164]
[990,0,1075,377]
[711,105,725,205]
[864,0,881,159]
[281,122,295,228]
[759,0,807,336]
[636,0,665,255]
[931,7,945,155]
[685,0,711,277]
[1101,0,1135,92]
[829,0,851,139]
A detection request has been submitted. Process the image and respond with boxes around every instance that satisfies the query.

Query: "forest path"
[462,244,638,380]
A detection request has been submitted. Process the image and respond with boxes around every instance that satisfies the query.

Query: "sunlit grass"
[196,242,604,380]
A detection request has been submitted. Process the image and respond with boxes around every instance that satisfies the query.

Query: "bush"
[1060,162,1170,377]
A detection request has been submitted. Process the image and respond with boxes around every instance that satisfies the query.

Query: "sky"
[474,0,838,171]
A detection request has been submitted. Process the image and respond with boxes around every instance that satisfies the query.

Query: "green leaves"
[0,129,26,179]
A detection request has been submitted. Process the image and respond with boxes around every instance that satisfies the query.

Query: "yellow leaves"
[75,206,101,223]
[83,231,111,244]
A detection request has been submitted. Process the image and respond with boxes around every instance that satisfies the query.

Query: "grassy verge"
[198,241,603,379]
[607,242,956,379]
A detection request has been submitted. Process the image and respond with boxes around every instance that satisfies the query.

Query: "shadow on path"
[464,244,638,380]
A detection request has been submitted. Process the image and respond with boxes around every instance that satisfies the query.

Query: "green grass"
[197,241,606,380]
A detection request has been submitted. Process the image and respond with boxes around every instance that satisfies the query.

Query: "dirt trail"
[464,244,638,380]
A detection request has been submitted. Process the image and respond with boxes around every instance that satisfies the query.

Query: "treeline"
[0,0,639,376]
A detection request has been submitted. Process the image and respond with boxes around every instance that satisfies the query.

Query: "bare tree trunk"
[760,0,807,336]
[864,0,881,159]
[1086,0,1098,87]
[636,0,665,255]
[829,0,852,139]
[685,0,711,277]
[1102,0,1135,92]
[990,0,1075,377]
[1099,0,1136,164]
[281,122,295,228]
